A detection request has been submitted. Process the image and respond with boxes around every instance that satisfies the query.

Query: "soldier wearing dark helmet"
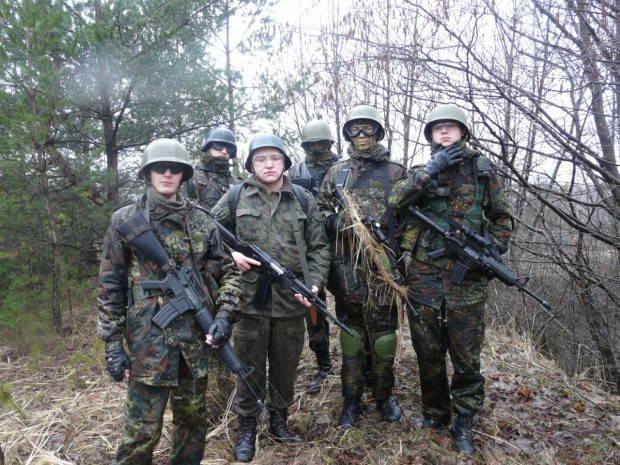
[288,120,341,393]
[212,134,330,463]
[389,104,513,455]
[97,139,242,464]
[185,127,243,211]
[317,105,408,431]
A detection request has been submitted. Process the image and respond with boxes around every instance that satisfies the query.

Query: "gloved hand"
[104,348,131,382]
[325,213,346,242]
[207,318,232,346]
[422,145,464,178]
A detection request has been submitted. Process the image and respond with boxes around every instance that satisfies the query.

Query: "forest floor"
[1,299,619,465]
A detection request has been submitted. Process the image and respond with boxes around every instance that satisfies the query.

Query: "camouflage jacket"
[97,191,243,386]
[288,152,341,198]
[316,145,408,304]
[185,155,243,211]
[388,145,513,310]
[211,175,330,318]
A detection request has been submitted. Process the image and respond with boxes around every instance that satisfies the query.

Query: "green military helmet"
[201,127,237,158]
[342,105,385,143]
[245,133,292,172]
[139,138,194,182]
[423,104,470,142]
[301,119,334,153]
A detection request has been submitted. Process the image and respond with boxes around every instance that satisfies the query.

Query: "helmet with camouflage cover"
[423,104,470,142]
[342,105,385,142]
[139,138,194,182]
[201,127,237,158]
[245,133,292,172]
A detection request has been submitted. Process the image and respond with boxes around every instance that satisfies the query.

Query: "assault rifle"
[407,207,552,310]
[214,221,355,337]
[116,212,264,410]
[333,186,418,318]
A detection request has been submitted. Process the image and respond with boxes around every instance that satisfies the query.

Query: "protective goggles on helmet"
[301,140,331,154]
[149,161,185,175]
[210,141,237,157]
[344,120,380,138]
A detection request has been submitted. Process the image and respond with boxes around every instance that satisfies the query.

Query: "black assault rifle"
[214,221,355,337]
[407,207,553,310]
[116,212,264,410]
[333,186,418,318]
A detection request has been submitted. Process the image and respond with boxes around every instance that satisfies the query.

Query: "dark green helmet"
[201,127,237,158]
[245,133,292,172]
[423,104,470,142]
[342,105,385,142]
[139,138,194,182]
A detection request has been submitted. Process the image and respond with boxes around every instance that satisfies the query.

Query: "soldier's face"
[251,147,285,188]
[149,162,184,197]
[351,131,377,152]
[208,142,233,160]
[431,121,466,146]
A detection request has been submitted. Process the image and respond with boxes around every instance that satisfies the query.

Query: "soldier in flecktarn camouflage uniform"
[97,139,242,465]
[288,120,341,393]
[388,104,513,455]
[317,105,408,431]
[212,134,330,463]
[185,127,243,211]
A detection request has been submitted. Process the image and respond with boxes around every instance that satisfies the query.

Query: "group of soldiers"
[97,103,513,464]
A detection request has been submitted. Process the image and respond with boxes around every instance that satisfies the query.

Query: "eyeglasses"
[150,162,185,175]
[432,122,460,132]
[344,120,379,138]
[210,141,237,156]
[252,154,285,166]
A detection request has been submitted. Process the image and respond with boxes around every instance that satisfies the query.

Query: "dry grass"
[1,301,619,464]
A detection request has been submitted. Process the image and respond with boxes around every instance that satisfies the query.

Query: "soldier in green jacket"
[97,139,243,464]
[388,104,513,455]
[288,119,341,393]
[212,134,330,463]
[185,127,243,210]
[317,105,408,430]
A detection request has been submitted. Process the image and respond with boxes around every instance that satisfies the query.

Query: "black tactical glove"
[325,213,346,242]
[422,145,464,179]
[104,348,131,382]
[207,318,232,346]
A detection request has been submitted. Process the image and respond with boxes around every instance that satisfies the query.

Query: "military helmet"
[201,127,237,158]
[342,105,385,142]
[423,104,470,142]
[139,138,194,182]
[245,133,292,172]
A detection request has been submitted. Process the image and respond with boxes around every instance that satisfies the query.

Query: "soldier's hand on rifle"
[422,144,464,179]
[325,213,346,242]
[295,285,318,308]
[206,318,232,348]
[232,251,261,273]
[104,348,131,382]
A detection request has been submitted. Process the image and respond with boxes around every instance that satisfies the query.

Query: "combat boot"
[234,416,257,463]
[338,398,363,430]
[450,414,475,455]
[308,349,334,393]
[415,417,447,430]
[376,396,401,423]
[268,409,302,444]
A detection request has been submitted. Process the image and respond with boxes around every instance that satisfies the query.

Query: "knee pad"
[374,333,397,362]
[340,328,363,357]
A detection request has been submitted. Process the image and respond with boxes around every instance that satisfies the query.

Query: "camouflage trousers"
[408,301,486,425]
[305,288,330,354]
[115,358,209,465]
[232,314,305,417]
[336,300,398,401]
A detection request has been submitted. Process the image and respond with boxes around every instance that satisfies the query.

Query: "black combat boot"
[308,349,334,393]
[338,398,363,430]
[376,396,401,423]
[450,414,475,455]
[234,416,257,463]
[268,409,302,444]
[415,417,447,430]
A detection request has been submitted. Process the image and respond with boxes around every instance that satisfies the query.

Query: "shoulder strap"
[287,185,312,285]
[291,183,309,215]
[227,183,243,231]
